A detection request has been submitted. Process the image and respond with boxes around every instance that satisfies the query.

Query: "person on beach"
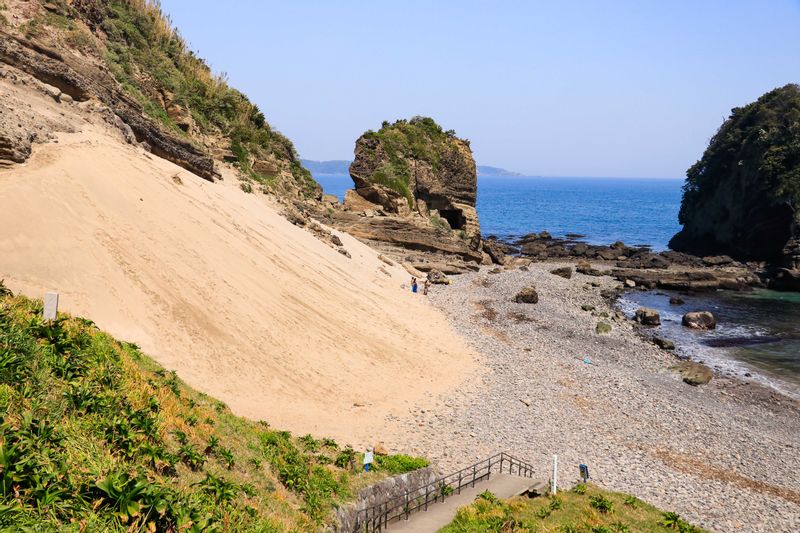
[363,448,374,472]
[423,279,430,295]
[411,277,418,293]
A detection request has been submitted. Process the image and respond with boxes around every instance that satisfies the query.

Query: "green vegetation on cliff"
[671,84,800,259]
[441,484,707,533]
[679,84,800,225]
[18,0,317,197]
[358,116,465,206]
[0,283,425,531]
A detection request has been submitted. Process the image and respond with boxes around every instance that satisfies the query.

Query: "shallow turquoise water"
[621,289,800,394]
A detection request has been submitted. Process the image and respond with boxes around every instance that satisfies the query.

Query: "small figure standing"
[423,279,430,295]
[363,448,374,472]
[411,277,418,293]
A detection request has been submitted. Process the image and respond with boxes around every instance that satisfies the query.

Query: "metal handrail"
[352,452,537,532]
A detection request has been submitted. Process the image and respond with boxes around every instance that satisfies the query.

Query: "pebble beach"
[399,262,800,532]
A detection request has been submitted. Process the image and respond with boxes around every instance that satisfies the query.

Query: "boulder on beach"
[550,266,573,279]
[596,322,612,335]
[682,311,716,330]
[514,286,539,304]
[702,255,734,266]
[634,307,661,326]
[427,269,450,284]
[576,260,602,276]
[482,238,508,265]
[652,337,675,350]
[675,361,713,385]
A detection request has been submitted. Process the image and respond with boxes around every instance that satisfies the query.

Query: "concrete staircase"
[353,452,544,533]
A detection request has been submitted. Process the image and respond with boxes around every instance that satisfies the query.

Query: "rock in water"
[634,308,661,326]
[514,286,539,304]
[682,311,716,330]
[769,268,800,292]
[550,266,573,279]
[675,361,713,386]
[669,84,800,271]
[669,297,685,305]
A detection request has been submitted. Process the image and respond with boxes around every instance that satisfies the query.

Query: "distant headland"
[301,159,524,177]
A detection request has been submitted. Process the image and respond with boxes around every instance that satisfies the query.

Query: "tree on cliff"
[670,84,800,261]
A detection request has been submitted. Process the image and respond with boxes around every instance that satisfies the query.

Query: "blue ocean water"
[315,174,352,201]
[478,176,683,249]
[315,174,683,250]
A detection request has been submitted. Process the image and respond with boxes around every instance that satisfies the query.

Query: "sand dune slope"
[0,122,475,445]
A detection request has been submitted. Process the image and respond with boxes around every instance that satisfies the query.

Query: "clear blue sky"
[160,0,799,178]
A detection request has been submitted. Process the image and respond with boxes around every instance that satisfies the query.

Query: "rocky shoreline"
[485,231,789,292]
[395,260,800,532]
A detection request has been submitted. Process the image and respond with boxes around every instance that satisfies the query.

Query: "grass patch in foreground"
[0,283,427,530]
[440,483,708,533]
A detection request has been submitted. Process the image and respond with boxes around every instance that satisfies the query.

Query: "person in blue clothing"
[411,277,418,293]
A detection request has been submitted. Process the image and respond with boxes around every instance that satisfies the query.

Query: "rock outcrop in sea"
[318,117,484,272]
[669,84,800,289]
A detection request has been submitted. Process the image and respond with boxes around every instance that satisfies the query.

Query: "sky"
[159,0,800,178]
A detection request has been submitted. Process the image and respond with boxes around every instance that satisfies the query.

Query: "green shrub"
[334,446,356,469]
[477,490,498,503]
[374,454,429,474]
[589,494,614,513]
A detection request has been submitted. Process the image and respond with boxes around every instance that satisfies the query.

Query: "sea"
[314,173,800,397]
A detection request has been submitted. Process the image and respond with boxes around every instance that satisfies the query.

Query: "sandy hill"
[0,75,475,446]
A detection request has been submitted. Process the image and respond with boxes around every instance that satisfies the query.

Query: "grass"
[0,282,428,530]
[439,483,708,533]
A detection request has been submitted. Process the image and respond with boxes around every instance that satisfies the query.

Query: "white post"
[551,454,558,494]
[43,292,59,321]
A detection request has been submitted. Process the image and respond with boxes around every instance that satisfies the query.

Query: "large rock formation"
[347,117,482,249]
[321,117,483,268]
[670,84,800,275]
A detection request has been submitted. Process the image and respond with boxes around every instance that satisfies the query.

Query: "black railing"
[353,452,536,532]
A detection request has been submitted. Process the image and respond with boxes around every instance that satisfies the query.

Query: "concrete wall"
[332,466,440,532]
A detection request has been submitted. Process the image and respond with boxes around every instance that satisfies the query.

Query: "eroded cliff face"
[0,0,319,199]
[670,84,800,275]
[339,117,482,265]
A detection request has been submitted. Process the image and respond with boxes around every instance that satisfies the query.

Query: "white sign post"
[551,454,558,494]
[43,292,59,321]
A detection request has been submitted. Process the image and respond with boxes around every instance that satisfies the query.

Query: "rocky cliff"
[328,117,482,268]
[0,0,319,199]
[670,84,800,278]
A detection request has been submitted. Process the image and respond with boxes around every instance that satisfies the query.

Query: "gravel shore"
[398,262,800,532]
